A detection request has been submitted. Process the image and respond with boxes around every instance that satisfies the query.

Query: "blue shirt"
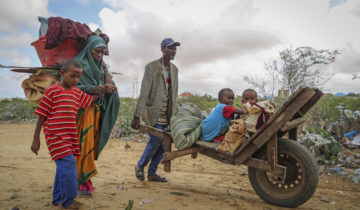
[200,103,231,141]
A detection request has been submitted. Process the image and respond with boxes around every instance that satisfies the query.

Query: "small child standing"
[31,60,97,209]
[201,88,243,141]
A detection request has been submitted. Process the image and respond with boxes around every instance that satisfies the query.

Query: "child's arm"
[233,109,244,119]
[223,106,244,119]
[31,116,45,155]
[92,94,100,102]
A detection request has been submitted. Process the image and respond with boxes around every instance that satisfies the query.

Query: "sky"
[0,0,359,98]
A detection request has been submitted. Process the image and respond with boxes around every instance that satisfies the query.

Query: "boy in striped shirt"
[31,59,98,209]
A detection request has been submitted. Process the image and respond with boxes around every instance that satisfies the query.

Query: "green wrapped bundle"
[170,103,205,150]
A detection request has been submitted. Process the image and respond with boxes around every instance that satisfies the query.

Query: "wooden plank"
[277,116,307,138]
[163,147,200,161]
[195,141,235,164]
[280,117,307,132]
[194,140,237,157]
[138,124,172,140]
[199,149,236,165]
[234,88,316,163]
[299,89,323,115]
[288,128,297,140]
[266,134,277,170]
[244,158,287,177]
[163,137,172,172]
[234,143,259,165]
[195,140,220,150]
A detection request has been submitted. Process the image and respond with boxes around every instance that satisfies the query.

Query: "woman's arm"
[103,61,117,95]
[103,61,113,84]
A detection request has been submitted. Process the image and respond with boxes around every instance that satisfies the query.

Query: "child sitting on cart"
[241,88,258,104]
[241,88,276,133]
[200,88,244,142]
[215,88,275,153]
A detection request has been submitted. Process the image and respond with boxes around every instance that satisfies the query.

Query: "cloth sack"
[22,73,57,104]
[243,101,276,133]
[216,119,246,154]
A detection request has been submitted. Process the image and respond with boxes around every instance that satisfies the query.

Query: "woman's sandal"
[135,165,145,181]
[148,174,167,182]
[62,199,83,209]
[77,190,92,198]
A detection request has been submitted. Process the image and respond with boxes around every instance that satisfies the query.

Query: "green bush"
[114,97,137,136]
[308,95,360,125]
[0,98,37,122]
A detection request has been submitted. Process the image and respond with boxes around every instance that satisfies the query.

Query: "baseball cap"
[161,38,180,49]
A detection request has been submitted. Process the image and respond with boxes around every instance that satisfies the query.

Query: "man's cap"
[161,38,180,49]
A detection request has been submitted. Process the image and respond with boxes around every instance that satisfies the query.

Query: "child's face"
[60,66,83,89]
[242,91,257,104]
[220,91,234,106]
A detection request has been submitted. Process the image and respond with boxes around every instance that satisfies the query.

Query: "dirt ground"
[1,123,359,210]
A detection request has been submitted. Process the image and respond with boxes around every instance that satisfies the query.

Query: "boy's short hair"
[62,59,82,72]
[242,88,257,98]
[218,88,233,101]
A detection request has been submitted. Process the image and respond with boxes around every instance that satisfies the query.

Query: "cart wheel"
[248,139,319,207]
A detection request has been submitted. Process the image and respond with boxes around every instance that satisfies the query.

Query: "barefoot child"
[31,59,98,209]
[201,88,243,141]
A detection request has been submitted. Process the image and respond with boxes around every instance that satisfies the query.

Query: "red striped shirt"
[34,82,93,160]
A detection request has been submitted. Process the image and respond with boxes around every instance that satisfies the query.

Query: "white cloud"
[330,43,360,74]
[98,0,281,97]
[324,73,360,94]
[0,0,50,33]
[0,33,36,50]
[88,23,101,32]
[0,72,26,98]
[350,3,360,17]
[102,0,126,9]
[2,0,360,98]
[0,49,23,59]
[12,57,32,67]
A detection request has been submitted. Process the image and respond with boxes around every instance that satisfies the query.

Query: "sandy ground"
[1,123,360,210]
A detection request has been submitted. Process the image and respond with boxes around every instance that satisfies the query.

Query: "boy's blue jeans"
[137,124,167,176]
[53,153,77,207]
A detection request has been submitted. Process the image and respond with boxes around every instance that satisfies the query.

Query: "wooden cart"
[139,87,323,207]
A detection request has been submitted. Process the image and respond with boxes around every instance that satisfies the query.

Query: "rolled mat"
[170,103,205,150]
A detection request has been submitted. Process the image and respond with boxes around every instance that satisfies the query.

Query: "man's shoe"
[148,174,167,182]
[135,165,145,181]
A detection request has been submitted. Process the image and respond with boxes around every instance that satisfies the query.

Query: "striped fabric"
[34,82,93,160]
[170,103,205,150]
[156,70,170,125]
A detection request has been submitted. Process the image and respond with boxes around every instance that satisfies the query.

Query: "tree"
[243,75,266,98]
[265,46,339,94]
[353,73,359,80]
[243,60,279,99]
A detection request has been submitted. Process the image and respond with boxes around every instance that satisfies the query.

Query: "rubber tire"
[248,139,319,207]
